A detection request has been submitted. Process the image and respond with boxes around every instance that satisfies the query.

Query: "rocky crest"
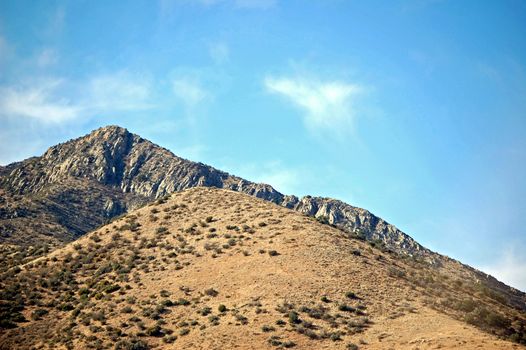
[0,126,430,260]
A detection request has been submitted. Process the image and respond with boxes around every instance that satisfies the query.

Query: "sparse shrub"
[31,308,49,320]
[235,314,248,325]
[218,304,227,313]
[204,288,218,297]
[288,311,301,324]
[276,319,286,326]
[268,250,280,256]
[345,291,358,299]
[145,324,164,337]
[163,335,177,343]
[176,298,190,306]
[200,307,212,316]
[283,341,296,348]
[338,304,355,313]
[262,325,275,332]
[121,306,133,314]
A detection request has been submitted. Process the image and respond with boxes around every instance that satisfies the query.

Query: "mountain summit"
[0,125,427,261]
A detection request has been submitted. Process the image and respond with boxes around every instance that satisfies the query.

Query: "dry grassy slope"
[0,188,523,349]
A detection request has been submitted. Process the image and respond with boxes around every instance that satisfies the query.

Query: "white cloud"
[36,48,59,67]
[0,72,155,124]
[172,77,209,107]
[209,42,229,64]
[264,76,362,134]
[480,247,526,292]
[0,79,80,123]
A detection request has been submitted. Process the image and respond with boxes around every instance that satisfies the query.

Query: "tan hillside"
[1,187,524,349]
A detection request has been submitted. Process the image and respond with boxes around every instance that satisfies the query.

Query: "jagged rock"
[0,126,428,261]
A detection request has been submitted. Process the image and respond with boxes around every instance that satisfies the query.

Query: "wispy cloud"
[0,72,155,124]
[0,79,80,123]
[481,247,526,292]
[264,75,363,135]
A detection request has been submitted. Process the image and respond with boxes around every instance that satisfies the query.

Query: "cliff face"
[0,126,430,259]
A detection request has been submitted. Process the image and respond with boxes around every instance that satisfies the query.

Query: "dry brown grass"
[0,187,524,349]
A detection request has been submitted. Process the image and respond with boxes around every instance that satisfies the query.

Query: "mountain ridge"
[0,125,524,311]
[0,125,431,262]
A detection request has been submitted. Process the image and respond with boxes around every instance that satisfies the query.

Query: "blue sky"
[0,0,525,291]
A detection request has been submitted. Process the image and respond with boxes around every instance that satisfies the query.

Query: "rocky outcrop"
[0,126,427,260]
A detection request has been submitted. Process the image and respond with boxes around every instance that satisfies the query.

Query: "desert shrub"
[176,298,190,306]
[345,291,358,299]
[235,314,248,325]
[296,326,318,339]
[204,288,218,297]
[121,306,133,314]
[288,311,301,324]
[465,306,510,329]
[145,324,164,337]
[179,328,190,336]
[200,307,212,316]
[156,227,168,234]
[268,250,280,256]
[114,339,149,350]
[321,296,330,303]
[218,304,227,313]
[31,308,49,320]
[388,267,406,278]
[262,325,276,332]
[282,341,296,348]
[316,216,330,225]
[454,298,477,312]
[163,335,177,343]
[338,304,355,313]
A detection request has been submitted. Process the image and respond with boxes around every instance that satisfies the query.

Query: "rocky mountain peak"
[0,126,433,262]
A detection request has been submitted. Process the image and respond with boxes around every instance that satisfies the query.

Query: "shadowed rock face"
[0,125,428,259]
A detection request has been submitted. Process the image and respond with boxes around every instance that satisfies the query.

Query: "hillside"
[1,187,525,349]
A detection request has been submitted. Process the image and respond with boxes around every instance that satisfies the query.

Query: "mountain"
[0,125,525,346]
[1,188,525,349]
[0,125,429,261]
